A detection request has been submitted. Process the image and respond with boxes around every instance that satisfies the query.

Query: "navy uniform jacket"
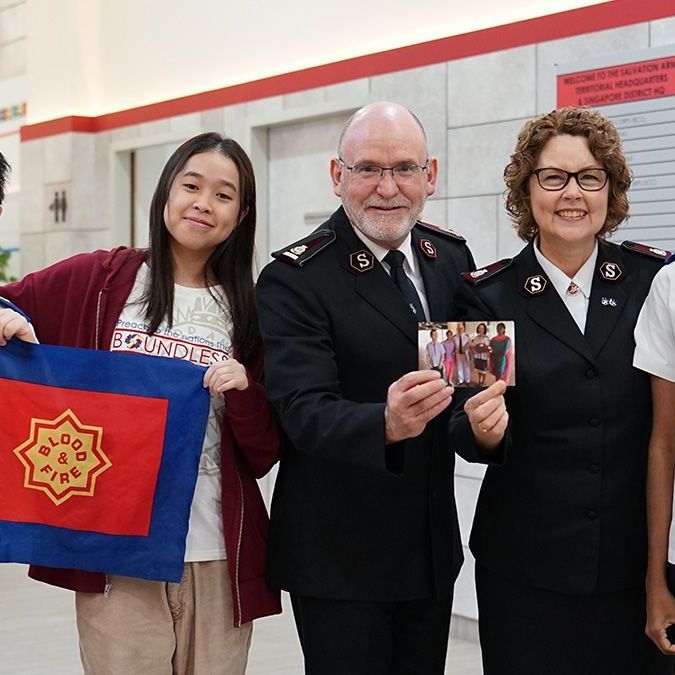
[453,239,667,595]
[256,206,478,601]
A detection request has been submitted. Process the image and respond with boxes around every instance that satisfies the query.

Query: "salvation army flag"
[0,339,210,582]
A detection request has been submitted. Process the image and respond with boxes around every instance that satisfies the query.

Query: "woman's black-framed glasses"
[532,167,610,192]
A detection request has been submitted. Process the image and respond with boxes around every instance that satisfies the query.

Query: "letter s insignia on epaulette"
[461,258,513,285]
[272,230,336,267]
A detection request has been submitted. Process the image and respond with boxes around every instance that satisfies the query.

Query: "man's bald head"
[330,101,438,250]
[337,102,428,160]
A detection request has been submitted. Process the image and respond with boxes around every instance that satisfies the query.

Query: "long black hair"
[143,133,259,362]
[0,152,10,204]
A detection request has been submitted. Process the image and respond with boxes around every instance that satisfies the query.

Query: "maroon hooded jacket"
[0,247,281,626]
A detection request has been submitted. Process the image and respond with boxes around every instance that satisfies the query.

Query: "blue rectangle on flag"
[0,339,210,582]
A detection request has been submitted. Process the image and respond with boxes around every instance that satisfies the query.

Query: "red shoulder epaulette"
[462,258,514,284]
[621,241,671,262]
[415,220,466,242]
[272,230,336,267]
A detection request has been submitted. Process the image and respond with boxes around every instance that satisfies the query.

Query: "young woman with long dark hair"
[0,133,280,674]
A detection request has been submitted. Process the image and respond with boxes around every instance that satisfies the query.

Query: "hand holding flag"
[0,339,210,582]
[0,307,38,346]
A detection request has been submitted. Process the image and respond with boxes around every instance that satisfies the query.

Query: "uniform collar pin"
[598,261,623,282]
[350,249,375,273]
[419,239,437,260]
[523,274,548,295]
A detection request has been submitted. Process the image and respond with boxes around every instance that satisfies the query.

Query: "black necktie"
[383,250,426,320]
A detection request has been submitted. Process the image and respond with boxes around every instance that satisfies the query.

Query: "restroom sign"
[557,55,675,108]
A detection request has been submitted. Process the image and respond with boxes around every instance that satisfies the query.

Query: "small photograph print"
[417,321,516,387]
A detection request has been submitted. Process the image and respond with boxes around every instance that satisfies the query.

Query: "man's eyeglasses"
[531,167,610,192]
[338,158,429,185]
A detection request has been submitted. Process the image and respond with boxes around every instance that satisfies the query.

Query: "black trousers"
[290,592,453,675]
[476,563,673,675]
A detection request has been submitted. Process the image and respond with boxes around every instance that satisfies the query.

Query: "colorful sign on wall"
[557,55,675,108]
[557,49,675,252]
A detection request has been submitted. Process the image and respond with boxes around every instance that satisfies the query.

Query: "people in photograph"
[256,101,508,675]
[453,321,471,385]
[633,258,675,656]
[452,107,672,674]
[470,322,491,386]
[489,322,512,383]
[426,328,446,376]
[442,328,456,384]
[0,135,281,675]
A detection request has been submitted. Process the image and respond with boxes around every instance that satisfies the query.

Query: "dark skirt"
[475,563,673,675]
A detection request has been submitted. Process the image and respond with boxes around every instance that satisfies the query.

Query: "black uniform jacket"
[256,206,479,602]
[453,239,664,596]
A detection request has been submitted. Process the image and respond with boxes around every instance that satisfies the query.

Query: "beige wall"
[24,0,608,122]
[4,2,675,634]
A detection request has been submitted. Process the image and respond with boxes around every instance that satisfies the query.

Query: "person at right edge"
[634,253,675,656]
[452,107,673,674]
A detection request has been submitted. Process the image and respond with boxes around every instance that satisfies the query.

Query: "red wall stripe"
[20,0,674,141]
[21,116,97,139]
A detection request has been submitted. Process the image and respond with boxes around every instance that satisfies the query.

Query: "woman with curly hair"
[452,107,672,674]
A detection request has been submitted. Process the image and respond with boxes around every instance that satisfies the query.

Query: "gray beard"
[343,201,422,245]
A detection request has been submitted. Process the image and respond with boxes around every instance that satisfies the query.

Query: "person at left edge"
[0,135,281,675]
[256,102,508,675]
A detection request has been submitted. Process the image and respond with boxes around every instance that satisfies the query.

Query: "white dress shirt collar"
[533,238,598,301]
[351,224,430,320]
[533,238,598,333]
[351,226,418,275]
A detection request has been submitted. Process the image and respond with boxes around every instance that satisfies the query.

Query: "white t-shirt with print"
[111,264,230,562]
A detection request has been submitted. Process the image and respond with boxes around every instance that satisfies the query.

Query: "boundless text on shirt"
[111,264,232,562]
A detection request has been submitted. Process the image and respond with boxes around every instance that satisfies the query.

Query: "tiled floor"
[0,564,482,674]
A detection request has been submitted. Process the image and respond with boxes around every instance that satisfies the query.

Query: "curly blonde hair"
[504,107,631,242]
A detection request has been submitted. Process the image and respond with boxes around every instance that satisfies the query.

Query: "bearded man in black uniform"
[256,101,508,675]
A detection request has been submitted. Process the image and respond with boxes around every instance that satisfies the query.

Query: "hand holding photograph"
[417,321,516,387]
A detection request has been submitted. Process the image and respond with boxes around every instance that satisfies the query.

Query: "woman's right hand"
[0,308,38,346]
[464,379,508,451]
[646,581,675,654]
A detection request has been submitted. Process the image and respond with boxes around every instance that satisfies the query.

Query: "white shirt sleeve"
[633,264,675,382]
